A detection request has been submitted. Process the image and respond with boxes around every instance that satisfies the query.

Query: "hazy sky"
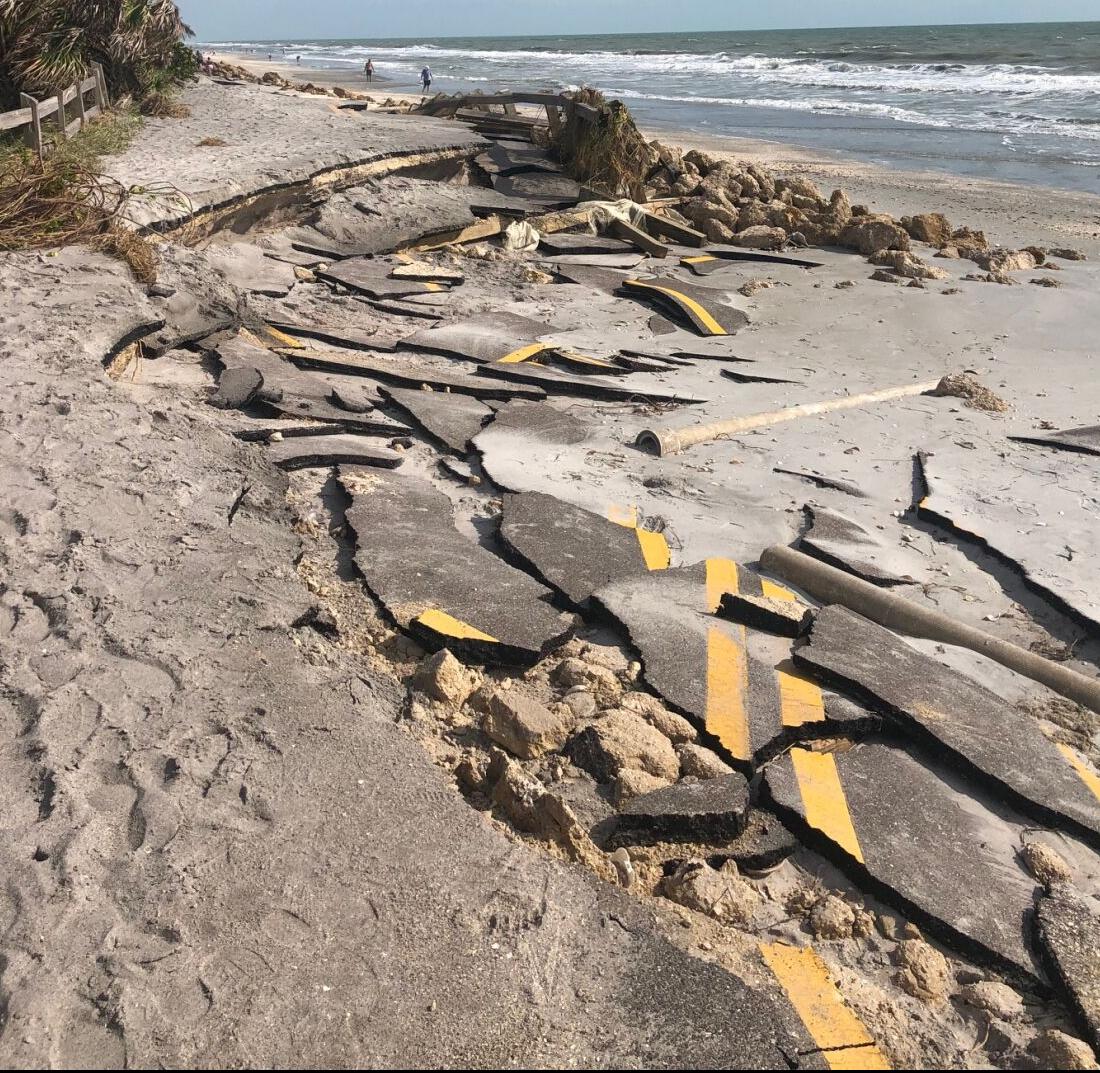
[178,0,1098,40]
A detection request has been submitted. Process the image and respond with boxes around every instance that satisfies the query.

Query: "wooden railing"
[417,90,600,134]
[0,63,110,158]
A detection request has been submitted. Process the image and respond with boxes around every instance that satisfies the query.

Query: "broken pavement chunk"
[800,505,920,585]
[492,171,581,208]
[612,774,750,846]
[390,262,465,284]
[477,360,706,405]
[483,689,572,759]
[538,232,634,256]
[289,348,546,401]
[382,387,492,454]
[318,258,455,299]
[565,709,680,783]
[499,492,658,606]
[793,605,1100,847]
[266,433,404,471]
[764,741,1041,977]
[1036,886,1100,1051]
[343,472,574,664]
[717,592,813,638]
[209,366,263,409]
[918,448,1100,633]
[622,278,750,337]
[403,312,551,364]
[1009,425,1100,458]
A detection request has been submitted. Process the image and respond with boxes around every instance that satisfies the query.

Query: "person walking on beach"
[365,59,375,83]
[420,65,433,93]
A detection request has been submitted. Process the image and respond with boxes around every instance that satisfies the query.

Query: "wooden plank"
[20,93,42,158]
[406,214,504,251]
[643,211,706,248]
[85,103,100,123]
[0,106,33,132]
[64,115,82,137]
[62,83,80,105]
[609,218,669,258]
[55,90,67,138]
[546,104,562,138]
[76,78,87,128]
[93,62,108,109]
[80,74,98,93]
[31,95,59,120]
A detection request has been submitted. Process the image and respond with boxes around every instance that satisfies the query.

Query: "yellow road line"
[705,556,739,614]
[1057,742,1100,803]
[790,747,864,863]
[761,577,798,601]
[626,279,728,336]
[424,282,444,293]
[760,943,890,1070]
[703,558,750,762]
[606,504,670,571]
[707,627,750,762]
[680,255,716,265]
[497,342,551,364]
[778,669,826,729]
[556,349,618,369]
[260,324,307,350]
[414,609,498,643]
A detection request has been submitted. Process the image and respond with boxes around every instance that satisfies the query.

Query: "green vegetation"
[0,3,194,279]
[0,1,193,110]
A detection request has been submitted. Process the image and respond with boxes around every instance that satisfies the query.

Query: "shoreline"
[205,51,1100,255]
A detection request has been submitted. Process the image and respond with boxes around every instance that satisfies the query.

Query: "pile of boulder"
[205,61,370,103]
[642,143,1084,276]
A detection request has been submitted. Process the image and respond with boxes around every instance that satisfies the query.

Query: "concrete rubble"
[4,72,1100,1070]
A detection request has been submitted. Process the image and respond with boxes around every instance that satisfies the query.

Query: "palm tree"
[0,1,192,110]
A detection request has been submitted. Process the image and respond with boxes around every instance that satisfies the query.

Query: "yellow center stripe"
[707,627,750,762]
[704,558,750,762]
[705,557,739,614]
[760,943,890,1070]
[606,505,671,571]
[497,342,551,364]
[626,279,728,336]
[260,324,307,349]
[680,255,717,265]
[557,349,618,369]
[761,577,798,601]
[778,670,826,728]
[790,747,864,863]
[424,282,444,292]
[1057,742,1100,803]
[415,609,498,643]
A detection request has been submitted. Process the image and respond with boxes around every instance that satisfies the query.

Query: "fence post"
[55,89,67,139]
[93,61,109,109]
[20,93,42,158]
[76,74,87,128]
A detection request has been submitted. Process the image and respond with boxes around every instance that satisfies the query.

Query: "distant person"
[420,65,432,93]
[365,59,375,83]
[296,55,301,65]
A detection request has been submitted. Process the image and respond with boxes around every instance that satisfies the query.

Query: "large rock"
[412,649,479,706]
[971,248,1038,273]
[663,859,760,925]
[483,689,573,759]
[894,939,952,1004]
[677,743,734,779]
[840,214,910,256]
[731,225,787,250]
[565,710,680,782]
[902,212,953,247]
[869,249,950,281]
[620,692,697,744]
[1028,1030,1099,1070]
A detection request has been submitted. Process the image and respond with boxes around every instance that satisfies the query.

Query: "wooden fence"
[0,63,110,158]
[417,90,600,136]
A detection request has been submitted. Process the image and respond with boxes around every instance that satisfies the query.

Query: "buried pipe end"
[636,428,680,456]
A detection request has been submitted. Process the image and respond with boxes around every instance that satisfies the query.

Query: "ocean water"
[203,22,1100,192]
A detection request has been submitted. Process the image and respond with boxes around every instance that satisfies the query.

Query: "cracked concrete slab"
[622,278,751,336]
[265,320,401,351]
[498,491,654,607]
[688,248,825,271]
[478,142,563,176]
[1009,425,1100,457]
[773,468,869,499]
[918,447,1100,633]
[793,605,1100,846]
[203,242,299,297]
[288,348,547,401]
[1036,886,1100,1050]
[595,562,855,768]
[800,505,921,585]
[551,264,634,292]
[403,312,552,364]
[544,252,648,269]
[343,473,575,664]
[382,387,492,453]
[764,741,1041,977]
[266,433,405,471]
[473,402,591,490]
